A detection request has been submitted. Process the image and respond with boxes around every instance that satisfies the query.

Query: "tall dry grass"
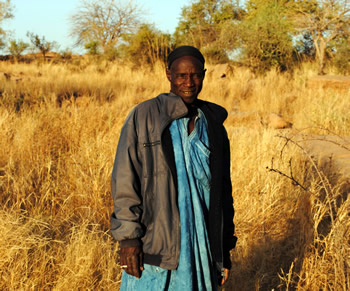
[0,60,349,290]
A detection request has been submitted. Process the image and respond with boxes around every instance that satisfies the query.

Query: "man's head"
[166,46,206,104]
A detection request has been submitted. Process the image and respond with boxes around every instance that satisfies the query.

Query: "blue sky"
[3,0,189,53]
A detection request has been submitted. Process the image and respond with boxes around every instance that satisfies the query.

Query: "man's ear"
[166,68,171,81]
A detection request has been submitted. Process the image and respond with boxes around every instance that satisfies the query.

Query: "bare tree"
[70,0,142,53]
[0,0,13,48]
[293,0,350,74]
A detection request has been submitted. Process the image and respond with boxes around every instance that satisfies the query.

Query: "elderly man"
[110,46,237,290]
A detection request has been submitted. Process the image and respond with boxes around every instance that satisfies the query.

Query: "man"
[110,46,237,290]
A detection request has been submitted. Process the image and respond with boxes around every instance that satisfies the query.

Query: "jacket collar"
[158,92,188,131]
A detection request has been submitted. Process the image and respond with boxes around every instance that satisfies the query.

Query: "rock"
[293,134,350,182]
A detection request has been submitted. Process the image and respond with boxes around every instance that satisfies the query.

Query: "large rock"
[294,134,350,182]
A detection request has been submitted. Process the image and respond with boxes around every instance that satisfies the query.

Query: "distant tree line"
[0,0,349,74]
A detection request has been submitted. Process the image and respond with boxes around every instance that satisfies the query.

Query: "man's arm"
[110,109,144,277]
[110,109,143,241]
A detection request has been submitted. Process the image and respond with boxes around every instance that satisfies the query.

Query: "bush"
[202,46,229,64]
[332,38,350,75]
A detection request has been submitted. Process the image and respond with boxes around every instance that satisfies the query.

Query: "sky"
[3,0,189,53]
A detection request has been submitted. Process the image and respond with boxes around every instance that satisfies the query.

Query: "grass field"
[0,60,349,290]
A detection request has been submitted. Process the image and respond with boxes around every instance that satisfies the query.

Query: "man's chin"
[179,93,198,104]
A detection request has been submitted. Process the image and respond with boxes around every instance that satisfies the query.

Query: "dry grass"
[0,60,349,290]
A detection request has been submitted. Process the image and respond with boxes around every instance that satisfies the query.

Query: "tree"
[332,33,350,74]
[174,0,243,52]
[292,0,350,74]
[120,24,173,66]
[0,0,13,48]
[7,39,29,61]
[70,0,141,54]
[234,0,296,72]
[84,40,100,55]
[27,32,57,62]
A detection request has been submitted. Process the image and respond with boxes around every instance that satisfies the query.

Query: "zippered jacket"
[110,93,237,271]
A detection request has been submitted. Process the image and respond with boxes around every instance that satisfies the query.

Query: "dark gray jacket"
[110,93,236,272]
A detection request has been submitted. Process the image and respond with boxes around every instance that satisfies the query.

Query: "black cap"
[167,46,205,69]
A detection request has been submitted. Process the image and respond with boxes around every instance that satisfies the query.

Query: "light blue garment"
[120,109,217,291]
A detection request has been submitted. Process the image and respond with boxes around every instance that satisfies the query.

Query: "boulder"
[293,134,350,182]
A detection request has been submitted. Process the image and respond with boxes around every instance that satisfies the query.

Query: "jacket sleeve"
[110,108,144,246]
[222,128,237,269]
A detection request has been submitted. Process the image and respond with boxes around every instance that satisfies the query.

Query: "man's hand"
[219,268,230,286]
[120,246,144,278]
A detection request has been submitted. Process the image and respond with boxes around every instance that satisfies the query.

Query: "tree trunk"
[314,35,326,75]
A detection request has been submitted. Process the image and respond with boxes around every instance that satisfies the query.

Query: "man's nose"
[184,75,194,86]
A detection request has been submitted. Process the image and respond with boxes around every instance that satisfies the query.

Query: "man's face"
[166,56,205,104]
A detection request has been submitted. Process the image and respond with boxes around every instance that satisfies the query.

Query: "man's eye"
[175,73,203,79]
[176,74,187,79]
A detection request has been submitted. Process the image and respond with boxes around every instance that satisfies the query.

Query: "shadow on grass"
[224,193,313,291]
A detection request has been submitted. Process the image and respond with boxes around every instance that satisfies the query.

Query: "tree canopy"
[175,0,243,47]
[174,0,244,63]
[292,0,350,74]
[70,0,141,54]
[120,24,173,66]
[27,32,58,61]
[234,0,296,72]
[7,39,28,61]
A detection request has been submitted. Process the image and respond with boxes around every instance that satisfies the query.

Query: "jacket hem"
[144,253,177,270]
